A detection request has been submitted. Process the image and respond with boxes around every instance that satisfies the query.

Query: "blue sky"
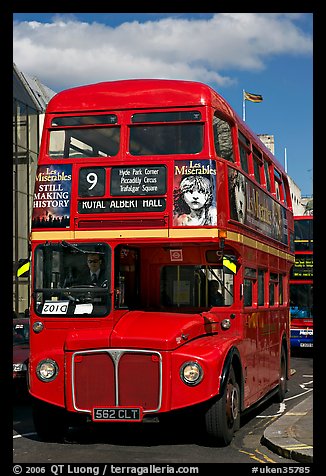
[13,13,313,196]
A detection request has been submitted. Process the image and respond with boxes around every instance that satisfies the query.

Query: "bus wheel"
[275,346,288,403]
[32,398,68,442]
[204,366,240,446]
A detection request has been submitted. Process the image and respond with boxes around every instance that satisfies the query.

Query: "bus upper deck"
[32,79,292,246]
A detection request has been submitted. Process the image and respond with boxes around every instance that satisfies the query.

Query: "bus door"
[114,246,140,309]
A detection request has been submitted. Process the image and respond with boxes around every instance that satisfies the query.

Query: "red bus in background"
[290,215,313,349]
[28,79,294,446]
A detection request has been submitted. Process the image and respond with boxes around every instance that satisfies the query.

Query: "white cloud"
[13,13,312,92]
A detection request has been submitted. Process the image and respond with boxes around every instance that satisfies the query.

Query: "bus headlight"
[32,321,44,333]
[221,318,231,330]
[36,359,59,382]
[180,361,203,386]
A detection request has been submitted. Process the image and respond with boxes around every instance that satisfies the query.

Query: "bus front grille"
[72,349,162,413]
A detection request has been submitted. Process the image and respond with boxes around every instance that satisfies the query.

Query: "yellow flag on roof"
[244,91,263,103]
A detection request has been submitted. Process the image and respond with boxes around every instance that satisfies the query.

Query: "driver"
[78,253,106,286]
[62,252,107,288]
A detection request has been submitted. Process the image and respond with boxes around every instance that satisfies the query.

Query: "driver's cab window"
[34,242,111,317]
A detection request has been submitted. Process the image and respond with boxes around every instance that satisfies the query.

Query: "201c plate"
[92,407,142,422]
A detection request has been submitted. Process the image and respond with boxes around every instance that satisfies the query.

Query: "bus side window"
[258,269,266,306]
[279,274,284,305]
[244,267,256,306]
[274,169,285,202]
[252,146,263,185]
[269,272,279,306]
[213,115,234,162]
[263,158,271,192]
[238,130,250,174]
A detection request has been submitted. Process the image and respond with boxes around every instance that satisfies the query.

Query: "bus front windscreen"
[129,123,204,156]
[290,283,313,318]
[34,242,111,317]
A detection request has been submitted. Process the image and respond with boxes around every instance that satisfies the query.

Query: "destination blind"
[78,165,167,213]
[291,255,313,279]
[78,198,166,213]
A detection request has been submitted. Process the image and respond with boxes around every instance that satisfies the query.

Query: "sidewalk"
[262,392,313,463]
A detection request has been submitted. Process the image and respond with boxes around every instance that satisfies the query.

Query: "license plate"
[300,343,313,348]
[92,407,142,422]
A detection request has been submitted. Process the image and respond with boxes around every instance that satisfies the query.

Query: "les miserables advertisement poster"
[32,164,72,228]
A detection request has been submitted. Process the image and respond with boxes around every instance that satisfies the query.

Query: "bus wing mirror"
[223,256,237,274]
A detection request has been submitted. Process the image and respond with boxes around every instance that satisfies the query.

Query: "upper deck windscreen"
[129,111,203,156]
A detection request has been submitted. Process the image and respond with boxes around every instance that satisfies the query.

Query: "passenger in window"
[208,280,224,306]
[173,175,217,226]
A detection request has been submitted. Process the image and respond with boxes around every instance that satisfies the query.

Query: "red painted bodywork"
[29,79,293,422]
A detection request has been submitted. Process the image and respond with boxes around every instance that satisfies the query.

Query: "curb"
[262,393,313,463]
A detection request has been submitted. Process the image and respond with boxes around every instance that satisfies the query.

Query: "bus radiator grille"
[73,350,161,412]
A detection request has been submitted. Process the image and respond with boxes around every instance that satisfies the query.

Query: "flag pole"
[242,89,246,122]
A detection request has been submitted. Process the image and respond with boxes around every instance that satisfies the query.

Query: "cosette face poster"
[173,159,217,227]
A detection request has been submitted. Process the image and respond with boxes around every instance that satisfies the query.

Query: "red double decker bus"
[28,79,294,446]
[290,215,313,349]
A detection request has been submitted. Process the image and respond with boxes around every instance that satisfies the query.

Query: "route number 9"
[78,168,105,197]
[86,172,98,190]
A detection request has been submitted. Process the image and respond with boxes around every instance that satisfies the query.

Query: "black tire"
[275,346,288,403]
[32,398,68,442]
[204,366,240,446]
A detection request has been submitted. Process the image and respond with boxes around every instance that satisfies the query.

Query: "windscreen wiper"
[60,241,88,254]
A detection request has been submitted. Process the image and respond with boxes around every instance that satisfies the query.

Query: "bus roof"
[46,78,286,175]
[47,78,234,114]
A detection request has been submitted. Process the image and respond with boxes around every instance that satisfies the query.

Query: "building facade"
[13,63,55,315]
